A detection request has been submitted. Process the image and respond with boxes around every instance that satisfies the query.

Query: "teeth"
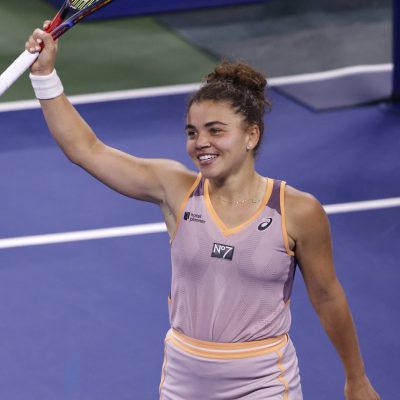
[199,155,217,161]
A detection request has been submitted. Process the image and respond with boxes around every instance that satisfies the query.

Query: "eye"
[209,128,222,135]
[186,130,197,139]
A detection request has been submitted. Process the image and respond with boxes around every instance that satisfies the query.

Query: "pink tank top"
[169,174,296,343]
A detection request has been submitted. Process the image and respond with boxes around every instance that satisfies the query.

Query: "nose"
[195,131,211,150]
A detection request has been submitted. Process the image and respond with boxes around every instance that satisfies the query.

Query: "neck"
[208,169,262,205]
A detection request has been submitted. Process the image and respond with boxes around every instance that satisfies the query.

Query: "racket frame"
[48,0,114,40]
[0,0,114,97]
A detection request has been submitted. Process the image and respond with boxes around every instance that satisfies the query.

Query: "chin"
[196,165,214,178]
[198,167,226,181]
[193,159,226,180]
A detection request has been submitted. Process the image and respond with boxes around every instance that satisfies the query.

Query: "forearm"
[26,27,99,165]
[311,281,365,380]
[39,93,99,164]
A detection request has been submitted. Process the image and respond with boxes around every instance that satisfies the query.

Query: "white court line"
[0,223,167,249]
[0,197,399,249]
[0,63,392,113]
[323,197,400,214]
[0,83,201,113]
[268,63,393,86]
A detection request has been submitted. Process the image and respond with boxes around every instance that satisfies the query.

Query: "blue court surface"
[0,81,399,399]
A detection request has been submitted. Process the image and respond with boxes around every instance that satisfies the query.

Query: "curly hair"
[188,61,271,156]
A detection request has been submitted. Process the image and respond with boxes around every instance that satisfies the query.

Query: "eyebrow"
[185,121,228,130]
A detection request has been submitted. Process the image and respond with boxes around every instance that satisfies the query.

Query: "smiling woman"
[23,22,380,399]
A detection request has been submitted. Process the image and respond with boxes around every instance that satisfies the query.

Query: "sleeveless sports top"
[169,174,297,343]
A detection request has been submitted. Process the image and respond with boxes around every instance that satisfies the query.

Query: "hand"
[344,375,380,400]
[25,21,58,76]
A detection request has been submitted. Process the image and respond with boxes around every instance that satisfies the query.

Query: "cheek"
[186,140,195,157]
[222,136,246,154]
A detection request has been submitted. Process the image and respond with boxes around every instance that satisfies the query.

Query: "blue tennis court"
[1,81,399,398]
[1,0,399,398]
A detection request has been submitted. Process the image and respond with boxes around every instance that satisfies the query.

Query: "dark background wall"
[45,0,268,18]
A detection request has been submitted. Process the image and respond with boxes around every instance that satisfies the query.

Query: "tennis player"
[25,26,380,400]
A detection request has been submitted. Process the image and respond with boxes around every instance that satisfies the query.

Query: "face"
[186,100,259,180]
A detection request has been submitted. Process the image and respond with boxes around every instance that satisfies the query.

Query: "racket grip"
[0,50,40,96]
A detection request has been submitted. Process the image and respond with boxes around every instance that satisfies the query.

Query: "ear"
[245,125,261,151]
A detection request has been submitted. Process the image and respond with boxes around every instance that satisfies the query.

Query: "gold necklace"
[217,197,261,206]
[215,176,262,207]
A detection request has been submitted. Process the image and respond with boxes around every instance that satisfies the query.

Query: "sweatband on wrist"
[29,69,64,100]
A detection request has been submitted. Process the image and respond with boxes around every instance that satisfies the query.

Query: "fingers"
[25,19,54,54]
[25,30,43,53]
[25,28,55,54]
[43,20,51,31]
[25,21,58,75]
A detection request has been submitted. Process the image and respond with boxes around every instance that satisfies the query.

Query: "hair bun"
[206,61,266,96]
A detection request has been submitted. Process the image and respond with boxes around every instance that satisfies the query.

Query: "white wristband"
[29,69,64,100]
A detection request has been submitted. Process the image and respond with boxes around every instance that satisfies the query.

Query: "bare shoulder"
[152,158,198,203]
[284,184,329,243]
[153,159,198,236]
[152,158,195,181]
[284,185,336,294]
[157,159,197,185]
[285,185,324,218]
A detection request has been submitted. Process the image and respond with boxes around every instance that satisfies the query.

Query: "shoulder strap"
[267,179,282,213]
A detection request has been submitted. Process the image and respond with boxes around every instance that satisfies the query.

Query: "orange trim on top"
[280,182,295,257]
[170,173,202,243]
[204,178,273,236]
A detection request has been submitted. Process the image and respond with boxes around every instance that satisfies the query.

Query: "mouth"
[197,154,219,165]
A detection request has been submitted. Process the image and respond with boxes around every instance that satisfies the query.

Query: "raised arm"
[285,186,380,400]
[25,27,196,226]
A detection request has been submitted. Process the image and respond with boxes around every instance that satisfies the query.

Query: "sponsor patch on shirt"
[183,211,206,224]
[211,243,235,260]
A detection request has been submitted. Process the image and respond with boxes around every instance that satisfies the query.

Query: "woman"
[25,25,380,400]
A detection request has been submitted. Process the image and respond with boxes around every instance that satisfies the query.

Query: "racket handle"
[0,50,40,96]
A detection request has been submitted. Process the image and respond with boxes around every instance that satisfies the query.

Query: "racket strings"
[69,0,98,10]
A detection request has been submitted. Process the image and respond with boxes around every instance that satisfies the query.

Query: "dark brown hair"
[188,61,271,156]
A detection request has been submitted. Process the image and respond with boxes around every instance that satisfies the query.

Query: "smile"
[198,154,218,162]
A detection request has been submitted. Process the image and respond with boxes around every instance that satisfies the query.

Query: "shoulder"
[156,159,198,198]
[146,158,197,183]
[135,157,198,204]
[284,184,330,243]
[156,160,199,210]
[157,161,199,236]
[283,184,336,291]
[284,184,324,218]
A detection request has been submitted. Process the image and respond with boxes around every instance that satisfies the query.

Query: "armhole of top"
[169,173,202,244]
[280,181,296,257]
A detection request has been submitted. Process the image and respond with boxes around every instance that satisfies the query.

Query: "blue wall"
[46,0,268,19]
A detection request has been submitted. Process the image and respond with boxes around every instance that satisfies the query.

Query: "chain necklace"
[217,197,261,207]
[215,176,262,207]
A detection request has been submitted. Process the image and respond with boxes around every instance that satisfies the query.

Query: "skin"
[25,24,380,399]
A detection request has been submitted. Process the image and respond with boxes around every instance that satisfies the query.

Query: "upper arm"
[76,139,196,207]
[285,186,340,303]
[39,94,196,216]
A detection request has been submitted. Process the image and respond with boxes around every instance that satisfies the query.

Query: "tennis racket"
[0,0,114,97]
